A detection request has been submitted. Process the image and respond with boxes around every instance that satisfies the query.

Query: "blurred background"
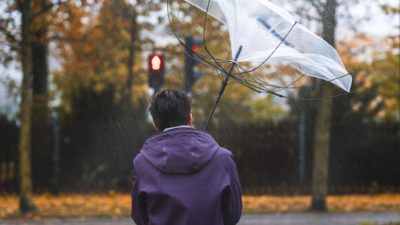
[0,0,399,222]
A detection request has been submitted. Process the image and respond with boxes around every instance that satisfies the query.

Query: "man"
[131,89,242,225]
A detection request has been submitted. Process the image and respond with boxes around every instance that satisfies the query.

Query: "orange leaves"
[0,193,399,219]
[51,0,142,113]
[335,34,399,121]
[336,34,376,65]
[0,195,18,219]
[327,194,400,212]
[243,194,400,213]
[243,195,310,213]
[0,192,131,219]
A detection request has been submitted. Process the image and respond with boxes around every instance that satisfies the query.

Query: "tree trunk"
[31,0,51,189]
[311,0,337,211]
[125,8,137,107]
[19,0,36,213]
[311,83,334,211]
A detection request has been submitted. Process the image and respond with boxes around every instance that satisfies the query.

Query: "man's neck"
[163,125,191,132]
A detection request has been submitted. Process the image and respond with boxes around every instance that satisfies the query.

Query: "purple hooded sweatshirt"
[131,127,242,225]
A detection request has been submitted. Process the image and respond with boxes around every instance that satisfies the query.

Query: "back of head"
[149,89,191,131]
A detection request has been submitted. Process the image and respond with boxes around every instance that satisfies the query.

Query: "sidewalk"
[1,213,399,225]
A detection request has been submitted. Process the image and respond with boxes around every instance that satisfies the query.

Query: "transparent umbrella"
[168,0,352,129]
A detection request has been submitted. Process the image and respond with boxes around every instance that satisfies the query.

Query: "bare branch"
[32,0,67,19]
[0,40,20,52]
[0,22,19,47]
[309,0,324,16]
[298,13,322,22]
[336,0,372,33]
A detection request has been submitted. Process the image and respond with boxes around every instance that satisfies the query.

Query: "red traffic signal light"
[148,53,165,91]
[149,54,163,72]
[191,45,199,52]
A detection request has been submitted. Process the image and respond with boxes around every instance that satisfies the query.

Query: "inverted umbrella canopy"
[185,0,352,92]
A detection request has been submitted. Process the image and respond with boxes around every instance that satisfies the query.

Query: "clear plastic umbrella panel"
[169,0,353,130]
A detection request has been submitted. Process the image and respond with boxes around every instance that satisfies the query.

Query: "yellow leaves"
[243,194,400,214]
[327,194,400,212]
[381,4,400,15]
[337,34,376,65]
[1,194,399,219]
[0,195,18,219]
[0,193,131,219]
[336,34,399,121]
[50,0,146,114]
[364,79,372,89]
[94,82,106,93]
[386,99,397,109]
[243,195,310,213]
[83,44,94,54]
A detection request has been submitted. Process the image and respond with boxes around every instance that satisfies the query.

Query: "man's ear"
[152,122,160,131]
[188,113,193,127]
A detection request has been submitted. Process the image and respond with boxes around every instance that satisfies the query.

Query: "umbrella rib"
[170,0,352,101]
[201,0,232,72]
[166,0,230,74]
[235,63,297,90]
[203,45,243,130]
[232,75,285,97]
[235,64,285,89]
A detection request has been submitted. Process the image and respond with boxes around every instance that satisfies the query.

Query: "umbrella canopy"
[185,0,352,92]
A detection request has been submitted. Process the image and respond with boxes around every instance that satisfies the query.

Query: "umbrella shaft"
[203,45,243,130]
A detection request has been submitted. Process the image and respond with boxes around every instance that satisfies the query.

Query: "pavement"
[1,212,399,225]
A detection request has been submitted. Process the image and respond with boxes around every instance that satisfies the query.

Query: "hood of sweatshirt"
[140,127,219,174]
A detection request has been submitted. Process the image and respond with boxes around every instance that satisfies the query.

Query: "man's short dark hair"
[149,89,191,131]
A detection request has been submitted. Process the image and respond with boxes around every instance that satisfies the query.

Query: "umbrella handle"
[203,45,243,131]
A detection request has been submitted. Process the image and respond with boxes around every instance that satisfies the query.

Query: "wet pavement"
[1,212,399,225]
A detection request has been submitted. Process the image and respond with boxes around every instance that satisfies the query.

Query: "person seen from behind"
[131,89,242,225]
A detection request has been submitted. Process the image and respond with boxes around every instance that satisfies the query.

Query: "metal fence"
[1,120,399,194]
[0,121,18,192]
[210,122,400,194]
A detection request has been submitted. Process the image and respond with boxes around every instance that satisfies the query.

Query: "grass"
[0,193,399,219]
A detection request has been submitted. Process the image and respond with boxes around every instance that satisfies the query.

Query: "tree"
[310,0,336,211]
[18,0,36,213]
[52,0,166,113]
[371,36,399,121]
[290,0,396,210]
[332,35,389,125]
[31,0,52,189]
[289,0,344,210]
[0,0,88,211]
[0,0,47,211]
[371,3,399,121]
[50,0,153,187]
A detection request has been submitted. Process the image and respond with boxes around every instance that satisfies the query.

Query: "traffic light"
[184,36,204,93]
[148,53,165,92]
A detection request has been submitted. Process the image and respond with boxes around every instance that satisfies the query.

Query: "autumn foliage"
[0,193,399,219]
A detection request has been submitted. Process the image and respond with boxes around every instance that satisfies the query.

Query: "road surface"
[1,212,399,225]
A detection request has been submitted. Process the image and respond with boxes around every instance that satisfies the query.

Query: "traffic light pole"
[184,36,204,93]
[203,45,243,131]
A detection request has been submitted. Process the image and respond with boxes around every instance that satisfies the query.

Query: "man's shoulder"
[215,147,233,157]
[213,147,239,173]
[212,147,235,166]
[132,152,146,168]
